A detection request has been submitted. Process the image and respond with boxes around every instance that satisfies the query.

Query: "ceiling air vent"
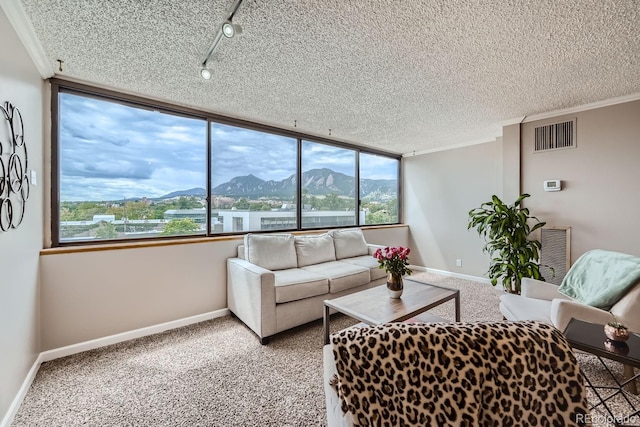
[534,118,576,152]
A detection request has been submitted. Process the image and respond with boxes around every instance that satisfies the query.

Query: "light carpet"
[11,271,639,426]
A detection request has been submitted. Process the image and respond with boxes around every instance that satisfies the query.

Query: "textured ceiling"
[13,0,640,155]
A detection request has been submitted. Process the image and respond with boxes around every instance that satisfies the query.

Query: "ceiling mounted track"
[200,0,244,79]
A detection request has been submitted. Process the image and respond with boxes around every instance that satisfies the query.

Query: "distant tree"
[249,202,272,211]
[364,197,398,224]
[94,222,118,239]
[320,193,351,210]
[161,218,199,235]
[233,198,250,210]
[177,196,200,209]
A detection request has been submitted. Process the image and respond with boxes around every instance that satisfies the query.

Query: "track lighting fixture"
[200,68,212,80]
[222,20,242,38]
[200,0,244,79]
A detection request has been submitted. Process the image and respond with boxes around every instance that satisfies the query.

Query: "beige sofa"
[227,228,387,344]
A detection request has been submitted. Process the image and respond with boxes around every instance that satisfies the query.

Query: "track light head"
[222,20,242,38]
[200,67,212,80]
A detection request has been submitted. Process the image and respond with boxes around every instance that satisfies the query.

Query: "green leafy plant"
[161,218,200,236]
[608,313,628,330]
[468,194,547,294]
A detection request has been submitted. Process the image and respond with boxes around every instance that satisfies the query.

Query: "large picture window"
[211,124,297,233]
[360,153,399,225]
[301,141,358,229]
[57,92,207,243]
[52,82,401,246]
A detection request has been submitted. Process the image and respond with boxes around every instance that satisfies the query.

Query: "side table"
[564,318,640,426]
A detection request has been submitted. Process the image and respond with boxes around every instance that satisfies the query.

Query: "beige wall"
[521,100,640,262]
[0,7,44,424]
[404,100,640,278]
[39,226,408,350]
[403,141,508,277]
[502,124,522,202]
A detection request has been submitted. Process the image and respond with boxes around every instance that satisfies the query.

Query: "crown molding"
[1,0,54,78]
[504,92,640,125]
[410,92,640,157]
[403,134,500,157]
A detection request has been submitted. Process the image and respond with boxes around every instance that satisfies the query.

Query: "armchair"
[500,277,640,332]
[500,250,640,394]
[500,250,640,332]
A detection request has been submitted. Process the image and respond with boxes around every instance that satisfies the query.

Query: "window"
[360,153,399,224]
[301,141,358,229]
[52,82,401,246]
[211,124,297,233]
[57,91,207,243]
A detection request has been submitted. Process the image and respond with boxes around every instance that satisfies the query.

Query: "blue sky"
[59,93,398,201]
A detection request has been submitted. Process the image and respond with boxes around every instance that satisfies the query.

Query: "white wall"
[40,239,238,350]
[0,7,44,424]
[39,226,408,350]
[403,141,506,278]
[521,100,640,262]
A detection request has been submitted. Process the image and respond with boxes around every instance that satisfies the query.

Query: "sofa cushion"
[331,229,368,259]
[295,234,337,267]
[244,233,297,271]
[302,261,370,293]
[499,293,553,324]
[340,255,387,280]
[274,269,329,303]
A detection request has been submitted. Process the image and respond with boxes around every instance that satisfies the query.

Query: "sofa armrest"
[551,299,614,332]
[227,258,277,339]
[521,278,570,301]
[367,244,385,255]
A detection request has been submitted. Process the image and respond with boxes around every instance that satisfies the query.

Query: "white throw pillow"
[331,229,368,259]
[244,234,297,271]
[295,234,337,267]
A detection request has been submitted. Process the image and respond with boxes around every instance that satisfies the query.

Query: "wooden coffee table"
[323,278,460,344]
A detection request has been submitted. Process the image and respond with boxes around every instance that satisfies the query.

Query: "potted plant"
[467,193,547,294]
[373,246,412,298]
[604,314,629,342]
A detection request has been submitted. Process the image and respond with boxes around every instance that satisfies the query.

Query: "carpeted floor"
[11,271,640,426]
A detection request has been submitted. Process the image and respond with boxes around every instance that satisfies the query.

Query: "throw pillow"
[331,229,368,259]
[295,234,336,267]
[244,233,297,271]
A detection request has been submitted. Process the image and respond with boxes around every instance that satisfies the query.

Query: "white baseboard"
[0,353,43,427]
[411,265,491,285]
[1,309,229,427]
[41,308,230,362]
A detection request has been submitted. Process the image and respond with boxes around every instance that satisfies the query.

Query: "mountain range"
[158,168,396,200]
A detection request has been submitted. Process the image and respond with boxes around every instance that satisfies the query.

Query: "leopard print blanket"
[331,321,589,426]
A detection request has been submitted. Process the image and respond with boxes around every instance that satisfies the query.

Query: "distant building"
[163,209,207,224]
[216,210,365,232]
[92,214,115,223]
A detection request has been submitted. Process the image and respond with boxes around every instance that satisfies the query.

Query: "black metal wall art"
[0,101,29,232]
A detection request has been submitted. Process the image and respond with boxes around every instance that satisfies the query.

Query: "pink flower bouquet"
[373,246,412,277]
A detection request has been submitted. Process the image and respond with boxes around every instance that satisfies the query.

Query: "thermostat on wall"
[543,180,562,192]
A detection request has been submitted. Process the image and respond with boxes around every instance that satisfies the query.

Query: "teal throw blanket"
[559,249,640,310]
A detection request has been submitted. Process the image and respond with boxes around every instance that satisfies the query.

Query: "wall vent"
[534,119,576,152]
[539,227,571,285]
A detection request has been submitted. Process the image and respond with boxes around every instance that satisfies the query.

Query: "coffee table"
[323,278,460,344]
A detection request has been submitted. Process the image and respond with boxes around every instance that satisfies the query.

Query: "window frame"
[50,79,402,247]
